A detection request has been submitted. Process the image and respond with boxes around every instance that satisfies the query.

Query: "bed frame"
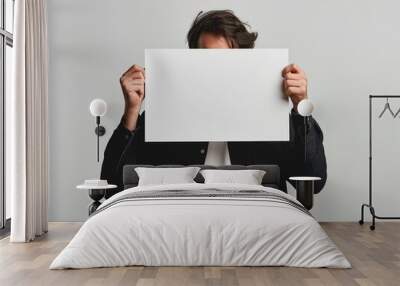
[123,164,285,191]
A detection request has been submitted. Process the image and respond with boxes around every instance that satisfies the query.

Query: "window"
[0,0,14,232]
[5,0,13,33]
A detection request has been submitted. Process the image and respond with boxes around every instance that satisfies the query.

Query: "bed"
[50,165,350,269]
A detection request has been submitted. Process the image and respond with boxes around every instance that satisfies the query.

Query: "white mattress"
[50,183,350,269]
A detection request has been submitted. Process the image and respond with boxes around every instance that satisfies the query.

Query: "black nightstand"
[76,184,117,215]
[289,177,321,210]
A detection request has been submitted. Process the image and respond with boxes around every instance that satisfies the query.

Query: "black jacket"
[101,110,327,196]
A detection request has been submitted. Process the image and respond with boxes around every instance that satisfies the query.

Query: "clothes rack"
[359,95,400,230]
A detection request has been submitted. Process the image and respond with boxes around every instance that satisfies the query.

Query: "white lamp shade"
[89,99,107,117]
[297,99,314,116]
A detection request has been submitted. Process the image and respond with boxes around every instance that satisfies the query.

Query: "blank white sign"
[145,49,289,142]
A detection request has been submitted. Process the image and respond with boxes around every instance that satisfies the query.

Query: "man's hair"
[187,10,258,49]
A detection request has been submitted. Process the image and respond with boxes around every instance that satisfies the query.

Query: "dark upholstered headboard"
[123,164,284,191]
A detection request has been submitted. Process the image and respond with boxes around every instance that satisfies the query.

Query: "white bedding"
[50,183,350,269]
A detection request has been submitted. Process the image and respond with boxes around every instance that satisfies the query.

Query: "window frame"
[0,0,13,231]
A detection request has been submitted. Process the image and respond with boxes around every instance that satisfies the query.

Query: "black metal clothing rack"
[359,95,400,230]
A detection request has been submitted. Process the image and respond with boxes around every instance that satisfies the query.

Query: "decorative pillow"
[135,167,201,186]
[200,169,266,185]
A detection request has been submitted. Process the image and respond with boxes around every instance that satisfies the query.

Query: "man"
[101,10,327,197]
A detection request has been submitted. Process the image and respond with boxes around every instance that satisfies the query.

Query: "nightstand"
[76,183,117,215]
[289,177,321,210]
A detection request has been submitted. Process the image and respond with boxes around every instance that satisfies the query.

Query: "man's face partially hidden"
[198,33,231,49]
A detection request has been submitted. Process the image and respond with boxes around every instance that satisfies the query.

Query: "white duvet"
[50,183,350,269]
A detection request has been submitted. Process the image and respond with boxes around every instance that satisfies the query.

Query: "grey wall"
[48,0,400,221]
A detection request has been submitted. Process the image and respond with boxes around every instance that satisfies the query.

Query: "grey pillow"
[200,169,266,185]
[135,167,201,186]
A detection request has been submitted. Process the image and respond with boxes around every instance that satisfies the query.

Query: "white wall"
[47,0,400,221]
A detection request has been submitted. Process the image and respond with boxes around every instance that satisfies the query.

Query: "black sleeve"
[285,109,327,193]
[100,114,142,189]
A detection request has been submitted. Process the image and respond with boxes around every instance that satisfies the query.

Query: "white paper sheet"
[145,49,289,142]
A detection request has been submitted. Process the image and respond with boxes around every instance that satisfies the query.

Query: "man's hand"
[120,64,145,131]
[282,64,308,111]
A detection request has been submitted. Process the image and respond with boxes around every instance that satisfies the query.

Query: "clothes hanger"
[378,97,395,118]
[394,106,400,118]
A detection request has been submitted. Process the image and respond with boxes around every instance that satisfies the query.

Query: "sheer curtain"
[9,0,49,242]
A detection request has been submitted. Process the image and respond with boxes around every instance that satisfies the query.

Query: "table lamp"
[89,99,107,162]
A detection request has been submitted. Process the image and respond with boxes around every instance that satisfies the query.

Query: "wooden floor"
[0,222,399,286]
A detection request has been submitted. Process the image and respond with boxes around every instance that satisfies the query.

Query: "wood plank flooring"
[0,222,399,286]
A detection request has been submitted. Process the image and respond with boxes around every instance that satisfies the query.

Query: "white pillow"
[135,167,201,186]
[200,169,266,185]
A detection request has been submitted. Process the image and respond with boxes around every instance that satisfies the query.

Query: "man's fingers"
[281,64,295,76]
[286,86,306,95]
[126,68,145,79]
[282,63,305,76]
[121,71,145,85]
[284,79,306,87]
[124,79,145,89]
[291,64,304,74]
[128,64,145,74]
[132,65,145,74]
[130,78,145,86]
[125,83,144,96]
[122,64,145,78]
[281,64,308,107]
[122,65,137,77]
[130,71,145,80]
[283,79,305,89]
[284,72,305,80]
